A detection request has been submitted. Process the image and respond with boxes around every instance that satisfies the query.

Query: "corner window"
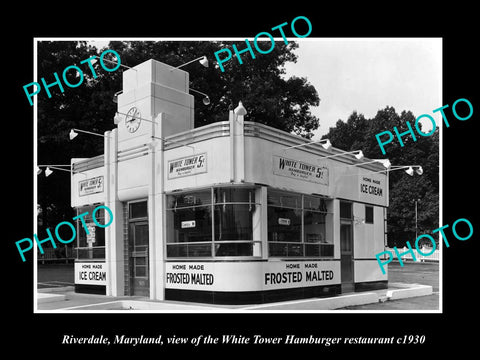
[74,205,106,260]
[166,187,261,258]
[365,205,374,224]
[166,191,212,257]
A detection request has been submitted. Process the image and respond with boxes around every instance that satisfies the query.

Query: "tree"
[322,107,439,247]
[37,40,320,241]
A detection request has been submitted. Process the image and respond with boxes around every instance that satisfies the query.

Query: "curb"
[36,283,435,311]
[386,283,433,301]
[37,293,66,304]
[241,292,379,311]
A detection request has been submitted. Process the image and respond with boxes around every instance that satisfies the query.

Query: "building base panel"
[354,280,388,292]
[75,284,106,295]
[165,285,342,305]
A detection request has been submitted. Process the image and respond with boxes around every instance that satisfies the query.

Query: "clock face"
[125,107,141,133]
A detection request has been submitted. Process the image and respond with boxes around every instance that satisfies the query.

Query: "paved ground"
[36,261,440,311]
[37,264,74,288]
[340,261,439,310]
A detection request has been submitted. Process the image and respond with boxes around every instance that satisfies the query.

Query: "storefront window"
[75,205,106,259]
[214,204,252,241]
[166,187,260,258]
[166,191,212,257]
[130,201,148,219]
[268,191,333,258]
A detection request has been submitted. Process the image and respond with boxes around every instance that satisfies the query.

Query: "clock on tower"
[124,107,141,133]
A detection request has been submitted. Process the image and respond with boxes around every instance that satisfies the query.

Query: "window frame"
[267,190,334,259]
[74,204,107,260]
[165,186,262,260]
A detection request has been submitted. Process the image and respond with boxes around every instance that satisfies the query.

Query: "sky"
[282,38,442,139]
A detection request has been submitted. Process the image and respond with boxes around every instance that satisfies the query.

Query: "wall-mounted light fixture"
[100,57,137,71]
[395,165,423,176]
[283,138,332,151]
[318,149,364,161]
[37,164,77,177]
[342,158,391,169]
[69,128,106,140]
[173,56,209,70]
[189,88,210,105]
[361,165,423,176]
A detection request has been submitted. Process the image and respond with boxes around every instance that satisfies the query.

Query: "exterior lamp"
[377,159,392,169]
[112,90,123,104]
[342,158,391,169]
[404,166,423,176]
[363,165,423,176]
[69,128,106,140]
[189,88,210,106]
[38,164,86,177]
[199,56,209,68]
[174,56,209,70]
[283,138,332,151]
[37,164,73,177]
[390,165,423,176]
[318,149,364,161]
[354,150,364,160]
[69,129,78,140]
[202,96,211,105]
[100,58,137,71]
[321,139,332,150]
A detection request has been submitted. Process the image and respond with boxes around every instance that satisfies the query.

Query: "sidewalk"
[37,281,434,312]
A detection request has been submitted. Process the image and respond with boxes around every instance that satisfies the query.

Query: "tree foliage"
[322,108,439,247]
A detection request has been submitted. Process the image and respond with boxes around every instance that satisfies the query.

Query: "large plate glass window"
[166,189,212,258]
[74,205,106,259]
[166,187,261,258]
[268,190,302,257]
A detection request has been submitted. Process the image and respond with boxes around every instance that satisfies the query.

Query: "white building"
[71,59,389,304]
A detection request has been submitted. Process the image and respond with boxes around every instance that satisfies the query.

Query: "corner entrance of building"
[129,221,149,296]
[340,200,354,293]
[128,201,149,297]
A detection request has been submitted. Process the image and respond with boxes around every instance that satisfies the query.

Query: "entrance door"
[129,221,149,296]
[340,221,354,293]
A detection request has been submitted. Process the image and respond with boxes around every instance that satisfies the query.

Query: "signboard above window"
[272,155,328,186]
[168,153,207,179]
[79,176,104,196]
